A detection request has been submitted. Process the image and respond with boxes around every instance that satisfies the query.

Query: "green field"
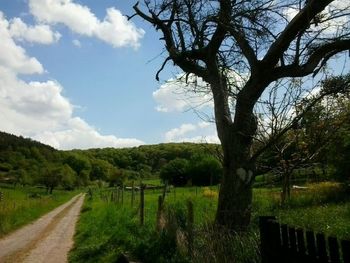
[70,182,350,263]
[0,184,79,237]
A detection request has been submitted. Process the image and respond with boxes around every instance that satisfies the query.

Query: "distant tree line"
[0,78,349,193]
[0,134,223,191]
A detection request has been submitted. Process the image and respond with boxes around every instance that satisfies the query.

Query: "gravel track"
[0,194,85,263]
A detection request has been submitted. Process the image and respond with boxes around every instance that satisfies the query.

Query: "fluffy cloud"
[72,39,81,47]
[29,0,145,48]
[153,74,213,113]
[0,12,144,150]
[164,122,219,144]
[9,17,61,44]
[32,118,144,150]
[0,66,144,149]
[164,123,197,141]
[284,1,350,35]
[0,12,43,74]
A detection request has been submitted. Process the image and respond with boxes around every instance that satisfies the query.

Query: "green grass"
[252,182,350,239]
[70,182,350,262]
[70,186,218,263]
[142,178,163,186]
[0,184,79,237]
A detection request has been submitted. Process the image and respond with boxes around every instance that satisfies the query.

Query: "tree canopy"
[133,0,350,230]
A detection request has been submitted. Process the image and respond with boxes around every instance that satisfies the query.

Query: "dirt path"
[0,194,85,263]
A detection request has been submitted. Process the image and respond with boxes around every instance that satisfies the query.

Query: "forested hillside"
[0,132,223,190]
[1,84,349,193]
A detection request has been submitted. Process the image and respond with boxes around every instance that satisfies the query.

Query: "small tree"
[189,155,222,186]
[39,165,62,194]
[61,164,77,190]
[108,167,124,187]
[160,158,189,186]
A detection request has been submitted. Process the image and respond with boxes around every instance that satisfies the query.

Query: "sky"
[0,0,219,150]
[0,0,348,150]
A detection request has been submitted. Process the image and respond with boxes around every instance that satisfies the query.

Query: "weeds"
[0,186,78,237]
[70,182,350,262]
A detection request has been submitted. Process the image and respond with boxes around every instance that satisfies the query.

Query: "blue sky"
[0,0,218,149]
[0,0,348,150]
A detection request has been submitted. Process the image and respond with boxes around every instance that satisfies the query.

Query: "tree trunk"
[210,74,258,231]
[281,171,291,205]
[215,163,254,231]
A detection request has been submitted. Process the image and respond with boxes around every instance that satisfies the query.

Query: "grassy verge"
[252,182,350,239]
[70,182,350,262]
[0,184,79,237]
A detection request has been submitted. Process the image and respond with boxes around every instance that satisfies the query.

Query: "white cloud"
[0,12,43,74]
[153,74,213,113]
[72,39,81,47]
[0,12,144,150]
[153,71,247,113]
[165,123,197,141]
[32,118,144,150]
[198,121,211,129]
[0,66,144,149]
[9,17,61,44]
[284,1,350,35]
[29,0,145,49]
[164,122,219,144]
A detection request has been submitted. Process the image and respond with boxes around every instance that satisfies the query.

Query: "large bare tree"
[132,0,350,230]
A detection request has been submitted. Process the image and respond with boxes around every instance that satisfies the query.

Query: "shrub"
[202,187,218,199]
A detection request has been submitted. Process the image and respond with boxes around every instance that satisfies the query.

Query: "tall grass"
[0,185,78,237]
[70,182,350,262]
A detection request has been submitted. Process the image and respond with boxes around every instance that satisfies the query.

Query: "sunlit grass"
[0,185,79,237]
[70,182,350,262]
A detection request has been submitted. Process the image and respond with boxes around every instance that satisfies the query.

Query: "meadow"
[0,184,79,237]
[69,181,350,263]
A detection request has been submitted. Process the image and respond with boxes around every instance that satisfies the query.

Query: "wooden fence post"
[259,216,277,263]
[162,183,167,203]
[121,184,124,205]
[270,221,282,261]
[187,199,194,257]
[156,195,163,232]
[296,228,306,260]
[316,233,328,263]
[289,227,297,255]
[140,184,145,226]
[306,230,317,260]
[341,240,350,263]
[131,180,135,207]
[328,236,340,263]
[281,224,289,250]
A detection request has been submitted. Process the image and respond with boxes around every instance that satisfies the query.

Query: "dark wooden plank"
[306,231,317,260]
[281,224,289,249]
[316,233,328,263]
[270,221,283,261]
[328,237,340,263]
[341,240,350,263]
[296,228,306,255]
[259,216,276,263]
[289,227,297,254]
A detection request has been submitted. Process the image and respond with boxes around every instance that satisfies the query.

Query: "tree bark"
[215,160,254,230]
[210,76,257,230]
